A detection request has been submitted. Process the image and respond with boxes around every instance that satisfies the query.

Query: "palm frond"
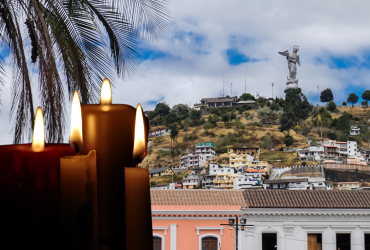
[110,0,171,41]
[0,0,35,143]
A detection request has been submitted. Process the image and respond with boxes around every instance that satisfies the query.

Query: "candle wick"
[73,141,80,156]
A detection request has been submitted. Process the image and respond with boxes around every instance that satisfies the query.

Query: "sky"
[2,0,370,144]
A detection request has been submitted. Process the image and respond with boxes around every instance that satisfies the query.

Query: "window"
[227,169,230,172]
[153,237,162,250]
[202,237,218,250]
[262,233,277,250]
[307,234,322,250]
[365,234,370,250]
[336,233,351,250]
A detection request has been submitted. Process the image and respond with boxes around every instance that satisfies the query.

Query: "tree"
[338,134,348,142]
[0,0,170,143]
[362,90,370,107]
[190,110,201,123]
[342,101,347,106]
[347,93,359,107]
[211,108,221,116]
[294,125,302,133]
[168,124,179,162]
[283,88,312,122]
[155,102,170,123]
[327,131,337,140]
[283,133,294,147]
[336,112,352,134]
[270,102,280,111]
[257,108,281,122]
[208,115,219,126]
[222,115,229,125]
[259,135,274,150]
[170,104,190,117]
[327,101,336,112]
[279,108,295,132]
[229,112,236,121]
[320,88,334,103]
[240,93,255,101]
[362,101,366,106]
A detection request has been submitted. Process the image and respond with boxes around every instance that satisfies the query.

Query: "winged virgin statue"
[278,45,300,86]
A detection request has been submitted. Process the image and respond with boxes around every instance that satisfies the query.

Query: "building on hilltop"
[149,167,174,177]
[180,154,206,168]
[200,97,234,108]
[195,142,216,160]
[228,147,260,160]
[298,145,324,162]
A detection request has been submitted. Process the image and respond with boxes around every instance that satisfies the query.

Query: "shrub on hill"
[327,101,336,112]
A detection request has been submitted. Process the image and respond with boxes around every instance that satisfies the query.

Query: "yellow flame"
[32,107,45,152]
[133,104,146,162]
[100,78,112,104]
[70,91,83,150]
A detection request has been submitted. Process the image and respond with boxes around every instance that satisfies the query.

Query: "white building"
[241,190,370,250]
[209,162,235,175]
[180,154,206,168]
[233,173,264,189]
[324,140,357,158]
[195,143,216,160]
[148,128,171,137]
[350,125,361,136]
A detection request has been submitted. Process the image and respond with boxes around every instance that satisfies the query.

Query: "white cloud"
[2,0,370,144]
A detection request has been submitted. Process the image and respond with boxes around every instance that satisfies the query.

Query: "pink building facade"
[151,190,246,250]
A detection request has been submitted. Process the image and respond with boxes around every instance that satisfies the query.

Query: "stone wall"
[283,165,322,175]
[323,163,370,171]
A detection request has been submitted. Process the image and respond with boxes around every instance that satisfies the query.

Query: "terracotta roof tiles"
[151,190,370,209]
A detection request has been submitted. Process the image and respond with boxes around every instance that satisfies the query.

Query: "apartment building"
[180,154,206,168]
[233,172,264,189]
[148,128,171,138]
[228,147,259,160]
[195,142,216,160]
[229,155,272,174]
[298,145,324,161]
[182,174,202,189]
[229,153,254,168]
[209,162,236,175]
[323,140,357,158]
[213,173,238,189]
[337,182,361,190]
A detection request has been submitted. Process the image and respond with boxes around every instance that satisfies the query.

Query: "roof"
[149,167,170,174]
[335,142,347,144]
[324,145,337,148]
[338,182,360,184]
[243,190,370,208]
[237,101,256,104]
[265,178,308,184]
[150,190,370,208]
[151,190,248,206]
[200,97,234,103]
[298,150,309,153]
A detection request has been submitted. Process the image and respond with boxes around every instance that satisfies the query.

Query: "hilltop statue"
[279,45,300,88]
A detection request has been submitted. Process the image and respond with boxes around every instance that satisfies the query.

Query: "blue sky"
[2,0,370,143]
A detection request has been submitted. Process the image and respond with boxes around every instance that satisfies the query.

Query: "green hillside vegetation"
[142,89,370,172]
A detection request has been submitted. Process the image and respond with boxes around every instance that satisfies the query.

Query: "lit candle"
[60,91,98,250]
[125,104,153,250]
[80,79,149,248]
[0,107,74,249]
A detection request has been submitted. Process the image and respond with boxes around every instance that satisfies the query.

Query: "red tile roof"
[151,190,370,208]
[151,190,248,206]
[243,190,370,208]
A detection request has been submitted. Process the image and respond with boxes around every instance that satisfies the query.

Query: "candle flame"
[133,104,146,164]
[100,78,112,104]
[32,107,45,152]
[70,91,83,152]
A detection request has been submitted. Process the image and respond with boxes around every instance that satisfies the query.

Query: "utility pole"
[245,73,246,93]
[235,216,238,250]
[231,82,233,97]
[272,83,274,99]
[223,74,224,97]
[317,85,319,106]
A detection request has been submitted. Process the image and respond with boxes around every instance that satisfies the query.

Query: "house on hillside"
[180,154,206,168]
[149,167,174,177]
[228,147,260,160]
[264,178,311,190]
[148,128,171,138]
[324,140,357,158]
[233,100,259,109]
[182,174,202,189]
[213,173,238,189]
[195,142,216,160]
[337,182,362,190]
[350,125,360,136]
[200,97,234,108]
